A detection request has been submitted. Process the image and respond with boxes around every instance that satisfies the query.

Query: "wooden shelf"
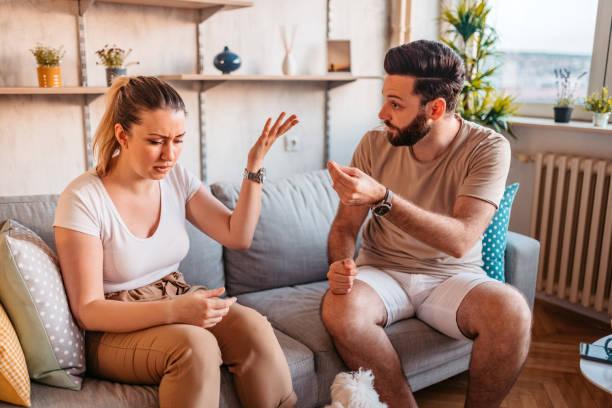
[86,0,253,10]
[0,87,108,95]
[159,74,382,83]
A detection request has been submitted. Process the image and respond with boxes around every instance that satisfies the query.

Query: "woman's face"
[116,108,186,180]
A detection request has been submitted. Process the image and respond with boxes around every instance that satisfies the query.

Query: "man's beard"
[385,108,431,147]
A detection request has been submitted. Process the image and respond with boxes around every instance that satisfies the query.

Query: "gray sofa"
[0,169,539,408]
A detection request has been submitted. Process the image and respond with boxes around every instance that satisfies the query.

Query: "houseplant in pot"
[29,44,65,88]
[553,67,586,123]
[440,0,520,138]
[584,87,612,128]
[95,44,139,86]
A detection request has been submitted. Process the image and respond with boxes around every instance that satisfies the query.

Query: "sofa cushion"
[212,170,340,295]
[0,220,85,390]
[482,183,519,282]
[0,195,59,253]
[0,303,30,407]
[179,222,224,290]
[1,328,316,408]
[238,281,472,405]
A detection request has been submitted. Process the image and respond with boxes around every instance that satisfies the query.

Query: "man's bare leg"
[457,282,532,408]
[321,280,418,408]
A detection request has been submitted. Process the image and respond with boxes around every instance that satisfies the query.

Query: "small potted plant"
[29,44,66,88]
[553,68,586,123]
[584,87,612,128]
[95,44,139,86]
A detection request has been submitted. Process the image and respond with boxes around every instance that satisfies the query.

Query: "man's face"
[378,75,431,147]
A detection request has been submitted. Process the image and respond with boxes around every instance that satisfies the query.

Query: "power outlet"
[284,133,300,152]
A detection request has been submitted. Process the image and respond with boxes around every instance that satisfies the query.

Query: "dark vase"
[213,46,241,74]
[553,106,573,123]
[106,67,127,86]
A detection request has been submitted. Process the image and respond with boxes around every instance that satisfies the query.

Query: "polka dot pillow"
[0,219,84,390]
[0,303,30,407]
[482,183,519,282]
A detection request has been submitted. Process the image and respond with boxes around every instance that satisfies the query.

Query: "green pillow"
[482,183,519,282]
[0,220,84,390]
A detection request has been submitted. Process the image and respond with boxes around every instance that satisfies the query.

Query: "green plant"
[584,87,612,113]
[95,44,139,69]
[440,0,520,137]
[29,44,65,67]
[554,68,586,108]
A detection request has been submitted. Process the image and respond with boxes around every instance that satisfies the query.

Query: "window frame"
[438,0,611,120]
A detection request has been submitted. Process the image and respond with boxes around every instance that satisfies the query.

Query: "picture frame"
[327,40,351,73]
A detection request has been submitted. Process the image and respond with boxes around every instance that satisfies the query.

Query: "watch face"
[373,204,390,216]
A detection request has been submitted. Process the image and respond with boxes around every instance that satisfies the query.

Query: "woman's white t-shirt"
[53,164,201,293]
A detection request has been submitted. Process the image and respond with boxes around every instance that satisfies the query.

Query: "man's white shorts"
[356,266,498,341]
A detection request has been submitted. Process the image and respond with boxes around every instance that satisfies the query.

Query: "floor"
[413,299,612,407]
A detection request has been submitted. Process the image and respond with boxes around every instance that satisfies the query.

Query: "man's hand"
[327,161,386,206]
[327,259,359,295]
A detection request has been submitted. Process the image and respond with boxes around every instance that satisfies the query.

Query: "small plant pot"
[105,67,127,86]
[592,112,611,128]
[37,66,62,88]
[553,106,573,123]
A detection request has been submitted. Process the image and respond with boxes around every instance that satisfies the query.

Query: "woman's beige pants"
[85,272,297,408]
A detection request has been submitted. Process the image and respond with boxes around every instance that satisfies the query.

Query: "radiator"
[530,152,612,314]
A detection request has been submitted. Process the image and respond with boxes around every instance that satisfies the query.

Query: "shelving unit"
[0,87,107,95]
[4,0,381,183]
[79,0,252,14]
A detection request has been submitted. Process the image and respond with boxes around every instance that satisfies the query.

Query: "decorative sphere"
[213,46,241,74]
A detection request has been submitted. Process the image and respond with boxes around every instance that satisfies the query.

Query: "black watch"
[372,188,393,216]
[243,168,265,184]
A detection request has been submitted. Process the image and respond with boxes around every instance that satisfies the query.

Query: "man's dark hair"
[384,40,465,112]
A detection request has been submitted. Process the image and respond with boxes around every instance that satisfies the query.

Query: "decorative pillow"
[0,219,84,390]
[482,183,519,282]
[0,303,30,407]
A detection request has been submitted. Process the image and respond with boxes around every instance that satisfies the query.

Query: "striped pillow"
[0,303,30,407]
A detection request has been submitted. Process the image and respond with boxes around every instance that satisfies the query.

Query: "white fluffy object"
[324,369,388,408]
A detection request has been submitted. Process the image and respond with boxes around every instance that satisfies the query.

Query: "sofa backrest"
[0,195,225,291]
[211,170,341,296]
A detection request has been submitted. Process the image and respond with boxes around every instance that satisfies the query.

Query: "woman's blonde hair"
[92,76,186,177]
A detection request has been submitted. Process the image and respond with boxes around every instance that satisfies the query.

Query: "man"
[321,40,531,408]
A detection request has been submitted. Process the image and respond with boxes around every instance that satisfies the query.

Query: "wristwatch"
[372,188,393,216]
[243,168,265,184]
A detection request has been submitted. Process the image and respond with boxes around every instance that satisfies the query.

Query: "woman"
[53,76,299,408]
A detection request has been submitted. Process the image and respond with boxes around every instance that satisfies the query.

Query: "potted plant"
[29,44,65,88]
[584,87,612,128]
[553,68,586,123]
[440,0,520,138]
[95,44,139,86]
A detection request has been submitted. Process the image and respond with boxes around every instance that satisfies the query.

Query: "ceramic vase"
[282,52,296,75]
[37,66,62,88]
[105,67,127,86]
[213,46,241,74]
[592,112,611,127]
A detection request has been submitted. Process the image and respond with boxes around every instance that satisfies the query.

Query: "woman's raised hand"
[247,112,299,170]
[172,287,237,328]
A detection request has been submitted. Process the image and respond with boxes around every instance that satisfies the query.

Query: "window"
[486,0,611,117]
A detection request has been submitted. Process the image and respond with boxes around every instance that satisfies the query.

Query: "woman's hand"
[171,287,237,328]
[247,112,299,171]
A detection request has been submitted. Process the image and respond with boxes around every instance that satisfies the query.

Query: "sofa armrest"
[504,231,540,310]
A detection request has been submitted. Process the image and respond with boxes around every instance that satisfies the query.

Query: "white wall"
[0,0,387,195]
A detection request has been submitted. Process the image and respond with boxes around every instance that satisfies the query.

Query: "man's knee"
[321,285,382,339]
[477,285,532,340]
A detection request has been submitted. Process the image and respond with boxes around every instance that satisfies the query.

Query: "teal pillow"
[482,183,519,282]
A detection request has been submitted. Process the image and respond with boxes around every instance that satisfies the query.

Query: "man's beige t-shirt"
[351,117,511,277]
